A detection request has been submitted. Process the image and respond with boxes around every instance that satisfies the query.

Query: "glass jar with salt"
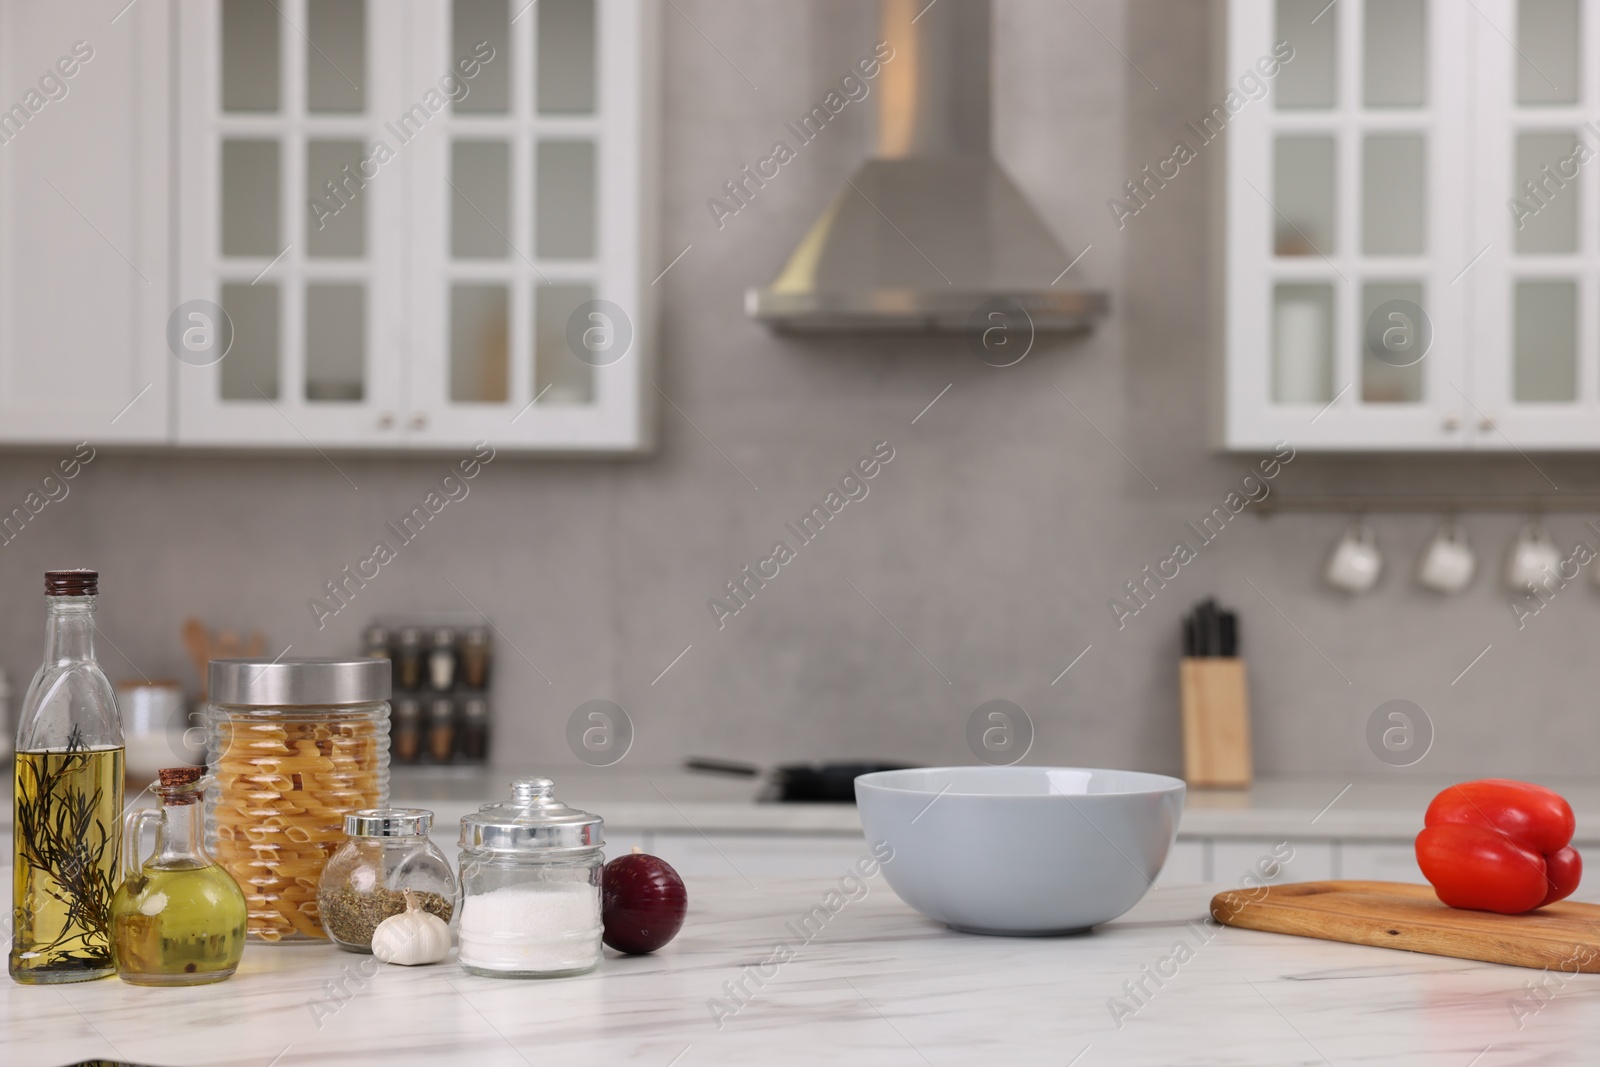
[457,777,604,978]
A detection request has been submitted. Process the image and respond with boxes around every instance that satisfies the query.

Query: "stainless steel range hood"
[746,0,1107,333]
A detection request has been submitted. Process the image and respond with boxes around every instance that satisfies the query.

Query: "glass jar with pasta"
[205,658,390,943]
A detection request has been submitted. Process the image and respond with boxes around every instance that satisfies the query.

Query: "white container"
[457,778,604,978]
[855,766,1184,936]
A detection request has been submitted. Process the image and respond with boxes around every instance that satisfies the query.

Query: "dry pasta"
[208,711,387,941]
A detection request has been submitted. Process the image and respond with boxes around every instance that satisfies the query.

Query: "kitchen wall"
[2,0,1596,780]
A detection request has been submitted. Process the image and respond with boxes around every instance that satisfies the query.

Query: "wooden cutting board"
[1210,880,1600,972]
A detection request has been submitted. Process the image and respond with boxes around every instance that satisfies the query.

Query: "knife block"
[1179,657,1252,788]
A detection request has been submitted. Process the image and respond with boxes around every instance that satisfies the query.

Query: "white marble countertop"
[393,766,1600,843]
[9,870,1599,1066]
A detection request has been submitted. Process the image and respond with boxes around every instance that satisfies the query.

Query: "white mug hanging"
[1416,522,1476,594]
[1504,523,1561,592]
[1325,523,1383,593]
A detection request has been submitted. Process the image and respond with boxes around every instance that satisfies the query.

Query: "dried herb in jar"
[318,885,453,948]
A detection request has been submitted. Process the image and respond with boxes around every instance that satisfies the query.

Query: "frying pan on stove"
[684,757,919,803]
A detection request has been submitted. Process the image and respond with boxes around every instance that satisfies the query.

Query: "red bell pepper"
[1415,779,1582,914]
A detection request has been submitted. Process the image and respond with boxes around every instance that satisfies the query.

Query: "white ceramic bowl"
[855,766,1185,936]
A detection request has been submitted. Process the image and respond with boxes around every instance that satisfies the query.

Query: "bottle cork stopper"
[157,766,203,788]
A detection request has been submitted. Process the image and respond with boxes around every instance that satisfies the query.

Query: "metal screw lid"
[459,777,604,853]
[209,657,392,706]
[345,808,433,837]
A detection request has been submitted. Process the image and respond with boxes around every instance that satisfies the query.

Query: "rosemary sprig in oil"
[14,726,117,963]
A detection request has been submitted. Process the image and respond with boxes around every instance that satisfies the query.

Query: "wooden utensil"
[181,617,211,700]
[1211,880,1600,972]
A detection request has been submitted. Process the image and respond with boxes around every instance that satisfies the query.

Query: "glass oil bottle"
[112,767,247,985]
[11,569,124,984]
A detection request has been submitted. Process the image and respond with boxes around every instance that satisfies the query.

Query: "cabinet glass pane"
[221,140,280,256]
[1273,283,1334,403]
[536,141,596,258]
[1363,134,1425,255]
[452,141,511,259]
[1513,280,1577,401]
[223,0,280,112]
[1275,0,1337,109]
[536,283,595,404]
[451,284,510,402]
[454,0,510,114]
[1274,136,1336,255]
[1361,282,1425,403]
[220,283,280,400]
[307,140,366,257]
[538,0,596,114]
[307,0,366,113]
[1514,132,1579,254]
[1364,0,1427,107]
[1518,0,1580,105]
[305,284,365,401]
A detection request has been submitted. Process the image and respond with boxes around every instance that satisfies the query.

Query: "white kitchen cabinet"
[170,0,657,452]
[1156,838,1209,885]
[1338,841,1424,884]
[1225,0,1600,451]
[1211,838,1334,885]
[650,832,871,883]
[0,1,170,444]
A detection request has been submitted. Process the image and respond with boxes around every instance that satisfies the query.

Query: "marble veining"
[8,858,1600,1066]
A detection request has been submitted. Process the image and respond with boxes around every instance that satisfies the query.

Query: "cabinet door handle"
[1479,415,1495,433]
[410,413,428,430]
[1441,413,1461,431]
[377,412,395,430]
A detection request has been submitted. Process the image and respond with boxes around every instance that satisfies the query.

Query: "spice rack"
[363,621,492,767]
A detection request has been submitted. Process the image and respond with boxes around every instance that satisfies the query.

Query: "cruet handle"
[122,807,163,881]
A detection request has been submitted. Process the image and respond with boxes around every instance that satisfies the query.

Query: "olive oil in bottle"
[12,744,123,982]
[10,570,124,985]
[112,767,247,985]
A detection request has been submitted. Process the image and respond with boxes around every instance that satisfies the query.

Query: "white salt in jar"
[456,777,604,978]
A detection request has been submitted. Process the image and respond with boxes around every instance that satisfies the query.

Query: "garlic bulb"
[371,889,451,966]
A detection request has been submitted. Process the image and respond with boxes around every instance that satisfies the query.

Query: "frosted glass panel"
[454,0,510,113]
[1514,132,1579,254]
[1363,134,1425,255]
[536,283,595,404]
[1361,283,1425,403]
[223,0,280,112]
[221,140,280,256]
[451,285,509,402]
[1518,0,1580,105]
[1276,0,1336,109]
[308,0,366,113]
[220,283,279,400]
[452,141,511,259]
[538,0,597,114]
[1364,0,1427,107]
[305,284,365,402]
[1274,136,1336,255]
[1514,280,1577,401]
[1273,283,1334,403]
[307,140,366,257]
[537,141,596,258]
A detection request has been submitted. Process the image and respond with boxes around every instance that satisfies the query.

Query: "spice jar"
[427,628,457,692]
[428,698,455,763]
[459,697,489,762]
[205,658,390,943]
[395,628,423,692]
[392,697,422,764]
[460,626,491,689]
[457,777,604,978]
[317,808,456,953]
